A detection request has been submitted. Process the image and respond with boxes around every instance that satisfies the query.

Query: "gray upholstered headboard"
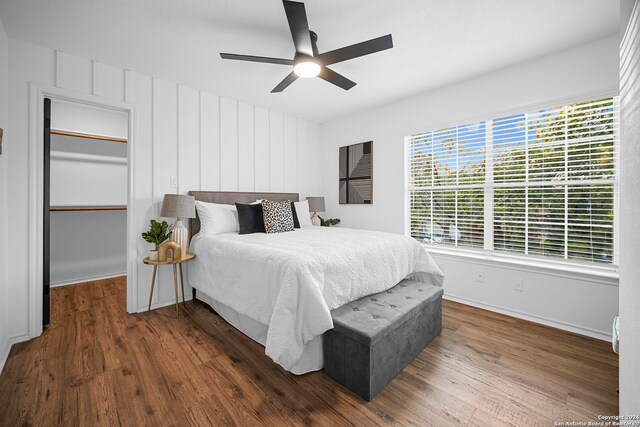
[188,191,300,237]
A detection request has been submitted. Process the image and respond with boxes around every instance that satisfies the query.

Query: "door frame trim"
[28,83,137,338]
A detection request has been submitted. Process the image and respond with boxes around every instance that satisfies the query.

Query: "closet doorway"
[43,98,130,325]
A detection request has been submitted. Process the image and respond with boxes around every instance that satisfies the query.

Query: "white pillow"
[294,200,313,227]
[195,201,239,235]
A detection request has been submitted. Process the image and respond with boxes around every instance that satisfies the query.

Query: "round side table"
[143,252,196,317]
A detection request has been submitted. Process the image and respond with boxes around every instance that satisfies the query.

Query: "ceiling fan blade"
[318,67,356,91]
[283,0,313,57]
[317,34,393,66]
[220,53,294,66]
[271,71,299,93]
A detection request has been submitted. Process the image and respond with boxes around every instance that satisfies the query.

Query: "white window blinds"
[408,122,486,249]
[408,97,618,265]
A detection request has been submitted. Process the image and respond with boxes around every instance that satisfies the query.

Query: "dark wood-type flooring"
[0,277,618,426]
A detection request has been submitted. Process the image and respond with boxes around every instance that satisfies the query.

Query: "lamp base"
[311,212,321,226]
[171,219,189,257]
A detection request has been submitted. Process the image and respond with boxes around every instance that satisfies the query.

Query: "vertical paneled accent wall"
[6,40,322,322]
[254,107,270,191]
[199,92,221,191]
[219,97,239,191]
[238,102,255,191]
[177,85,200,195]
[269,111,285,192]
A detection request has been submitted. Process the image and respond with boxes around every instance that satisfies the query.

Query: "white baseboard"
[444,293,612,342]
[0,333,30,376]
[50,272,126,288]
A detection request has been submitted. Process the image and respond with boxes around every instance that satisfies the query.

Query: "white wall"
[2,39,322,356]
[50,211,127,285]
[619,0,640,414]
[49,148,127,206]
[51,98,128,139]
[0,16,11,373]
[49,102,128,207]
[320,35,620,340]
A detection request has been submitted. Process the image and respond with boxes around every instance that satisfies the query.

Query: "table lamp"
[160,194,196,257]
[307,196,325,226]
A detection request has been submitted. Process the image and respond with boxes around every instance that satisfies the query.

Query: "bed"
[187,191,444,374]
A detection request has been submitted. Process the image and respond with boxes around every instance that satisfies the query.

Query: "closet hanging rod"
[50,129,127,143]
[50,205,127,212]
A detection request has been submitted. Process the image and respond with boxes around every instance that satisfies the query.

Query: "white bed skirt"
[195,290,324,375]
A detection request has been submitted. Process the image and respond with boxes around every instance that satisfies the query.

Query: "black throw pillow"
[291,202,300,229]
[235,203,266,234]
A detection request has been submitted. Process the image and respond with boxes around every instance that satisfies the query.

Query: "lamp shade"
[160,194,196,219]
[306,196,326,212]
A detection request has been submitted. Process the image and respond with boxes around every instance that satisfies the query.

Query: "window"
[408,122,486,249]
[407,98,618,265]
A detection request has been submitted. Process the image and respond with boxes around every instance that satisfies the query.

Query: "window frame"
[405,92,620,271]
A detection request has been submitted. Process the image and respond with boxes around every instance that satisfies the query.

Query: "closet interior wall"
[49,99,128,286]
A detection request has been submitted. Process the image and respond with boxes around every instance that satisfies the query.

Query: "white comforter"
[189,226,444,371]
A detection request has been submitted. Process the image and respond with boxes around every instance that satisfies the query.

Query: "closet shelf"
[50,129,127,143]
[50,205,127,212]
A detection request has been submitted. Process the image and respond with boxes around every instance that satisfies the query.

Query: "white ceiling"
[0,0,619,123]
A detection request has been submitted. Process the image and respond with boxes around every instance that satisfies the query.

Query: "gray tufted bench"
[323,279,444,400]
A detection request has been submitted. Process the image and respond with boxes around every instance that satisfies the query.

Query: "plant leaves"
[142,219,172,246]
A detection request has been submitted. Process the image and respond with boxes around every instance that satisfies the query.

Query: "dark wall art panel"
[339,141,372,204]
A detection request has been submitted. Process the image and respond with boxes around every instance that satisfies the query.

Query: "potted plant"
[142,219,172,260]
[319,216,341,227]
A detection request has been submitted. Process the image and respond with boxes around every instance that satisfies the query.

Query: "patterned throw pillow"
[262,200,295,233]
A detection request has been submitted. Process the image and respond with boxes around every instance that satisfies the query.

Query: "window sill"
[422,245,619,286]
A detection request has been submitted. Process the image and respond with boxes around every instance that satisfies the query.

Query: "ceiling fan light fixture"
[293,60,320,78]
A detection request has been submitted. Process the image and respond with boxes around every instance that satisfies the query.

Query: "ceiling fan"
[219,0,393,93]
